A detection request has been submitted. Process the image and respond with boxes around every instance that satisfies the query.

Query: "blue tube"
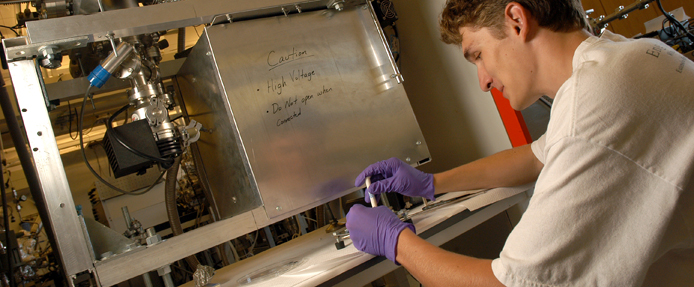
[87,65,111,88]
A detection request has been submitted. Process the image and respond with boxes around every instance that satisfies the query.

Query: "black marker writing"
[277,108,302,127]
[267,48,313,71]
[289,69,315,82]
[268,76,287,95]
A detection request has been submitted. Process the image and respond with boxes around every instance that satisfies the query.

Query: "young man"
[346,0,694,286]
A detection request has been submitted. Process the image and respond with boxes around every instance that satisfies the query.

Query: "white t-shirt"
[491,31,694,286]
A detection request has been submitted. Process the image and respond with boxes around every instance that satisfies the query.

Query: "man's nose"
[478,66,493,92]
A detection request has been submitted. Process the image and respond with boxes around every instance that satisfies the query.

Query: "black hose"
[164,156,200,269]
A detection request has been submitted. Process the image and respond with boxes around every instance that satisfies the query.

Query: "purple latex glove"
[355,157,435,203]
[346,205,415,264]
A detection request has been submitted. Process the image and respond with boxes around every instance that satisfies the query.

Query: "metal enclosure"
[177,6,430,220]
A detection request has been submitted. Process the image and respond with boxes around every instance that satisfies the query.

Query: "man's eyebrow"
[463,45,474,63]
[463,46,472,62]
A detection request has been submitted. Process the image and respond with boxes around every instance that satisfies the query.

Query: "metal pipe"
[162,273,174,287]
[142,273,153,287]
[177,28,186,54]
[121,206,132,229]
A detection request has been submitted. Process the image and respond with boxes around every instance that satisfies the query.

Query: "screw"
[232,197,237,203]
[276,206,282,211]
[205,52,211,56]
[32,148,38,152]
[405,157,411,162]
[642,4,649,10]
[37,131,42,136]
[21,108,27,112]
[416,141,421,145]
[60,203,65,208]
[332,2,343,11]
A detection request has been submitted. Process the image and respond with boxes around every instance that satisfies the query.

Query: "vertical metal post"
[142,273,153,287]
[295,215,308,235]
[6,60,93,277]
[262,226,275,248]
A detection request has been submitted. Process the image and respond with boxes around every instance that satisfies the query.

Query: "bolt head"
[405,157,411,162]
[146,234,162,246]
[157,265,171,276]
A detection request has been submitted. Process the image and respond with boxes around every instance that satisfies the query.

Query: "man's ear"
[504,2,530,41]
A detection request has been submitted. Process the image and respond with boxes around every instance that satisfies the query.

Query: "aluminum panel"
[179,6,430,220]
[177,33,263,218]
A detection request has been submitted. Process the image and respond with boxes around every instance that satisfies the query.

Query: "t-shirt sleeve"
[530,134,546,164]
[492,136,679,286]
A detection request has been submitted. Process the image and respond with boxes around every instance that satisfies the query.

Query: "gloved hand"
[355,157,435,203]
[346,205,415,264]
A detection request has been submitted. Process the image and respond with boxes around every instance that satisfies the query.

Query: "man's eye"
[475,53,481,60]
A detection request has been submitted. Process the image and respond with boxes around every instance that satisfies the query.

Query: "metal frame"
[5,0,379,285]
[6,60,95,279]
[5,0,339,60]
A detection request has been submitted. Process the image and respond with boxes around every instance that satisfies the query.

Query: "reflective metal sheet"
[178,6,430,220]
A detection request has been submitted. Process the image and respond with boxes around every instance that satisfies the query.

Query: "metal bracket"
[3,36,89,61]
[180,119,203,148]
[209,14,233,26]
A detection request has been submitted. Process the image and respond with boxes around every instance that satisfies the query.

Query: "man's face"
[459,26,539,110]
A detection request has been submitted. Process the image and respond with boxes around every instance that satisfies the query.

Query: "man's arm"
[434,144,543,194]
[396,228,505,287]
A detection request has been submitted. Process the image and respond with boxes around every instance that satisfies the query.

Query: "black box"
[102,120,161,178]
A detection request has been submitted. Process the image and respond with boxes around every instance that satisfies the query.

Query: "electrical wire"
[67,100,78,140]
[656,0,694,43]
[79,85,166,196]
[0,25,18,37]
[106,104,174,165]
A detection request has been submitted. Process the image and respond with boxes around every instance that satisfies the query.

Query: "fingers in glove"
[354,158,400,186]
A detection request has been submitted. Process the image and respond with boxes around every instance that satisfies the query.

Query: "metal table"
[181,186,531,287]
